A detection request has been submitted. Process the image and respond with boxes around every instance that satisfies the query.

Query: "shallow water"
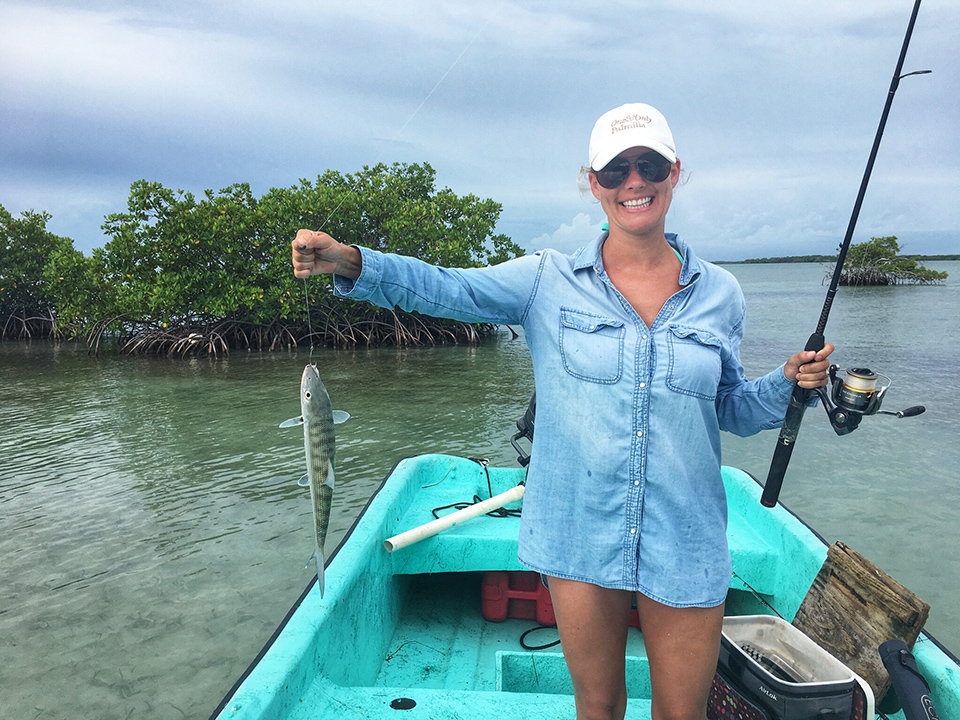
[1,262,957,719]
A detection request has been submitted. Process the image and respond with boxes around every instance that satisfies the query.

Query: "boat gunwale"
[206,455,408,720]
[737,469,960,667]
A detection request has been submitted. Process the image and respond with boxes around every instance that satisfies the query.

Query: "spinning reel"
[814,365,925,436]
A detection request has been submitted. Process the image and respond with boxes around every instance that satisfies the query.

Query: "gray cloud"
[1,0,957,260]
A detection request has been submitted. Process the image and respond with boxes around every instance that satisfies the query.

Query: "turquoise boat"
[209,452,960,719]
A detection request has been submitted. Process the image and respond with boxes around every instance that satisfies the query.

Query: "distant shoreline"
[713,254,960,264]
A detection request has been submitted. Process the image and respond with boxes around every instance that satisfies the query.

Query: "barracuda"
[280,364,349,597]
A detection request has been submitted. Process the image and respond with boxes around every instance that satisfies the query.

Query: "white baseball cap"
[588,103,677,171]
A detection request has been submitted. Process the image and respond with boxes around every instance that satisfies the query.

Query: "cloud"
[528,212,604,254]
[1,0,957,258]
[0,5,265,118]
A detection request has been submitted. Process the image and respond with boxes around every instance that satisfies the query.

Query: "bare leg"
[547,576,634,720]
[635,593,724,720]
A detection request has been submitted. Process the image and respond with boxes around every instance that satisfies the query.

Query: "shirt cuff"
[333,246,380,299]
[773,362,821,407]
[771,363,794,401]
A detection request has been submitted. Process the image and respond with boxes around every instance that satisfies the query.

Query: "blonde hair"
[577,165,595,196]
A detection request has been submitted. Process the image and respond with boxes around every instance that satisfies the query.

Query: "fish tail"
[306,544,326,597]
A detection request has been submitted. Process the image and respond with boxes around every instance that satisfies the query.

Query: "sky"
[1,0,958,261]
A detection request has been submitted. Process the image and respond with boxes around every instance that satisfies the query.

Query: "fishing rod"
[760,0,930,508]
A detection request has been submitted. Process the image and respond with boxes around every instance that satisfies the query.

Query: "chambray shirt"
[334,233,796,607]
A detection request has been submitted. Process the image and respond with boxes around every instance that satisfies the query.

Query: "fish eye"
[304,391,312,399]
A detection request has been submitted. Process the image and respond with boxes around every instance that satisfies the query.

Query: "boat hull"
[210,454,960,719]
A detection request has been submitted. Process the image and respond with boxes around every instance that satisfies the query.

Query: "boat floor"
[379,572,649,691]
[290,572,654,719]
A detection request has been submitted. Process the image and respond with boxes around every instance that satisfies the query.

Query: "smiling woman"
[582,105,685,330]
[289,101,837,720]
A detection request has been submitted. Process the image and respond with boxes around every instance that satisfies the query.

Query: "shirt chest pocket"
[666,325,723,400]
[559,308,624,384]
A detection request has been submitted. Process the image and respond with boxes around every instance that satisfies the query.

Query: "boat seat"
[387,459,783,597]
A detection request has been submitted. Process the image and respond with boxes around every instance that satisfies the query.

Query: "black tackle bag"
[707,616,874,720]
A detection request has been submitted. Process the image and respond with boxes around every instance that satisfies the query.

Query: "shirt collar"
[573,232,702,285]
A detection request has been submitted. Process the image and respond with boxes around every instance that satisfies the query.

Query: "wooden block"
[792,541,930,699]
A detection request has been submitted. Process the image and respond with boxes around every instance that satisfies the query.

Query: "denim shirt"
[334,233,795,607]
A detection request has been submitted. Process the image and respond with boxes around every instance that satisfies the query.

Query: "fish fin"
[297,473,310,487]
[279,416,304,428]
[307,545,326,597]
[332,411,350,424]
[324,459,336,490]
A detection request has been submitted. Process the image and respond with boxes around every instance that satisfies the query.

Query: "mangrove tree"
[831,236,948,286]
[8,162,524,354]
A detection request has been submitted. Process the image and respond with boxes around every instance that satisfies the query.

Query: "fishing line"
[303,279,315,360]
[315,16,490,234]
[730,569,786,621]
[298,15,492,357]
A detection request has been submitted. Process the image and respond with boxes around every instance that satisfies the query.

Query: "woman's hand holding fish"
[292,230,363,280]
[784,342,835,389]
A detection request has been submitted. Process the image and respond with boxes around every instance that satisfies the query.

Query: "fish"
[280,364,349,597]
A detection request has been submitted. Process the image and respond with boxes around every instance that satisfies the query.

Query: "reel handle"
[879,405,926,418]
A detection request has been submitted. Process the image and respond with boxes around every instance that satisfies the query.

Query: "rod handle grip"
[760,444,792,508]
[761,387,811,507]
[760,330,822,508]
[804,332,826,353]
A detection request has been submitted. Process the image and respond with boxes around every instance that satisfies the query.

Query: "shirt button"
[642,334,648,340]
[636,430,643,437]
[639,382,646,388]
[630,528,637,534]
[634,480,640,486]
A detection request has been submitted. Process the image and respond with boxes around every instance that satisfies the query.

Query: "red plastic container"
[480,571,642,630]
[481,571,556,625]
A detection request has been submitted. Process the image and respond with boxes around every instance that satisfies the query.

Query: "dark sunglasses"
[594,152,673,189]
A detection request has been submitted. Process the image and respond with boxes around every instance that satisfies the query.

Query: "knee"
[651,699,707,720]
[576,688,628,720]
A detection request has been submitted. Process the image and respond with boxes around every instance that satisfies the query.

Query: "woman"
[292,103,834,720]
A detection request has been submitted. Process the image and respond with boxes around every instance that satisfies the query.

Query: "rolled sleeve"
[717,363,798,435]
[333,246,381,299]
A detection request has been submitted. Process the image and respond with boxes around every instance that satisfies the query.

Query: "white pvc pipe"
[383,484,525,553]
